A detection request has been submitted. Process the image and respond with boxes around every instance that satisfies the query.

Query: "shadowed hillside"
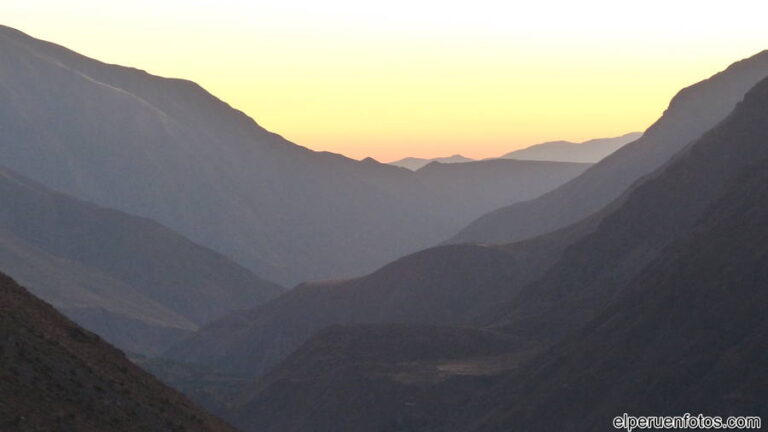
[0,166,280,355]
[452,77,768,431]
[0,272,235,431]
[225,324,519,432]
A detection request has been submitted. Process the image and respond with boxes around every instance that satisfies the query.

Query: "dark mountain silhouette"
[451,76,768,431]
[449,50,768,245]
[388,154,474,170]
[213,65,768,432]
[0,272,235,431]
[0,25,588,285]
[498,132,641,163]
[0,166,281,355]
[165,51,768,378]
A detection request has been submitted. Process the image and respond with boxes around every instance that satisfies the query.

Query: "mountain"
[218,65,768,432]
[0,272,234,431]
[388,132,640,171]
[388,154,474,170]
[0,25,587,285]
[162,241,552,375]
[408,159,590,229]
[498,132,642,163]
[449,50,768,245]
[0,166,281,355]
[452,76,768,431]
[164,51,768,378]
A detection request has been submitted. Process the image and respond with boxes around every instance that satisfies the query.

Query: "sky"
[4,1,768,161]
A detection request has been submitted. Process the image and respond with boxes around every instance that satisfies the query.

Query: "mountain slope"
[0,272,235,431]
[455,79,768,431]
[388,154,474,170]
[449,50,768,245]
[215,67,768,432]
[0,25,587,285]
[165,51,768,377]
[499,132,641,163]
[0,166,281,355]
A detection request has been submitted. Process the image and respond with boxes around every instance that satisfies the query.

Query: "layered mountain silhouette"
[0,166,281,355]
[449,50,768,245]
[209,63,768,432]
[498,131,642,163]
[0,272,234,431]
[450,75,768,431]
[165,51,768,379]
[388,154,474,170]
[0,25,588,285]
[3,22,766,432]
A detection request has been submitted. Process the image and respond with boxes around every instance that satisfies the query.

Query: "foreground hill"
[0,25,587,285]
[217,65,768,432]
[449,50,768,245]
[0,166,281,355]
[498,132,641,163]
[0,272,234,431]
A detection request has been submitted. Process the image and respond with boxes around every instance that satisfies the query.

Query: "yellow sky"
[4,1,768,161]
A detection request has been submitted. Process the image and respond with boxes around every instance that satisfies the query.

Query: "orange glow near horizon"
[4,1,768,161]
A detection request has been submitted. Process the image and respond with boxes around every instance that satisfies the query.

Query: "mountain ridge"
[0,24,589,285]
[448,50,768,245]
[498,131,642,163]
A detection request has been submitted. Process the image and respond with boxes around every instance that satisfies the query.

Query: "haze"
[6,0,767,160]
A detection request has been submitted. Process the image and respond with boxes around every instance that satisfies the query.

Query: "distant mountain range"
[0,272,234,431]
[388,154,474,170]
[448,49,768,245]
[0,25,589,286]
[498,131,642,163]
[0,166,281,355]
[186,58,768,432]
[387,132,641,171]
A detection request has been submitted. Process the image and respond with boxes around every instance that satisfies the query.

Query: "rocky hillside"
[0,272,235,431]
